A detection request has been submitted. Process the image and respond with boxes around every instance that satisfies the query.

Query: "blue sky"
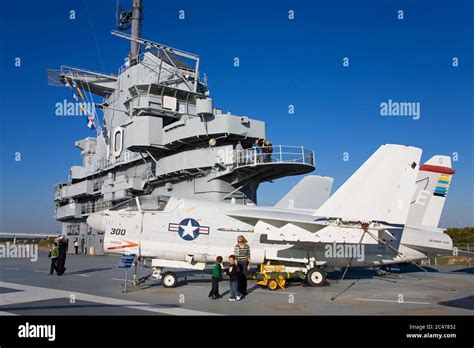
[0,0,472,232]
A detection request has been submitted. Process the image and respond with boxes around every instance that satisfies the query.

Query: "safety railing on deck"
[425,243,473,267]
[118,53,146,75]
[233,145,314,168]
[81,201,113,215]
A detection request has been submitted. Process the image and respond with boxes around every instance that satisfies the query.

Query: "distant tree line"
[446,227,474,244]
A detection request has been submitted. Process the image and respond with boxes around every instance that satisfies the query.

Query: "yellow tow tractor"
[249,263,306,291]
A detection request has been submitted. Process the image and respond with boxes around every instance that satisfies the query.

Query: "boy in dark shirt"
[208,256,223,299]
[225,255,243,301]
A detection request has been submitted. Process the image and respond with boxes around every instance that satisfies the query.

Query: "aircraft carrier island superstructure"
[48,0,315,254]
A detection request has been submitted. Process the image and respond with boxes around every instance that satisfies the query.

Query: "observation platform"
[216,145,315,186]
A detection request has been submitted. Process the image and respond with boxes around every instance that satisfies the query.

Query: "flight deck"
[1,251,472,316]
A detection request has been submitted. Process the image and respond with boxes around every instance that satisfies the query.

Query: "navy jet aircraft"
[88,144,468,288]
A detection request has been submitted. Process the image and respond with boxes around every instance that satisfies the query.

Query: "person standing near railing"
[235,141,243,165]
[267,140,273,162]
[261,140,268,162]
[248,142,255,164]
[253,139,262,163]
[259,139,265,163]
[263,139,273,163]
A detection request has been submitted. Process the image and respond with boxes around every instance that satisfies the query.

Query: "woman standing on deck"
[234,235,251,296]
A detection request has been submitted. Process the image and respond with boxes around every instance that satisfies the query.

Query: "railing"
[118,53,145,75]
[54,203,81,220]
[136,145,315,181]
[233,145,315,168]
[94,151,143,173]
[427,243,473,267]
[454,243,473,252]
[81,201,114,215]
[54,183,66,200]
[454,243,473,267]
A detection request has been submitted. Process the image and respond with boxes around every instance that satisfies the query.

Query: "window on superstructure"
[149,84,161,95]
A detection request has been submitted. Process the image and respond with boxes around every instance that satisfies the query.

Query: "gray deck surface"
[0,251,472,315]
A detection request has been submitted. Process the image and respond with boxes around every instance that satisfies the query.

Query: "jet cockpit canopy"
[139,195,170,211]
[110,195,170,212]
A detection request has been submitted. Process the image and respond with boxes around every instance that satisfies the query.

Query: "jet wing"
[227,207,398,244]
[226,208,393,231]
[226,208,319,228]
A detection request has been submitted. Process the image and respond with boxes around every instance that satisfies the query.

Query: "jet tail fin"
[315,144,422,224]
[275,175,333,210]
[406,155,455,228]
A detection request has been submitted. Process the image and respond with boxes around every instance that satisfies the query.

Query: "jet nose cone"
[87,213,104,232]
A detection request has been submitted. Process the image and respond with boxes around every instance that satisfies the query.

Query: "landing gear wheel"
[268,279,278,291]
[161,272,178,288]
[306,268,326,287]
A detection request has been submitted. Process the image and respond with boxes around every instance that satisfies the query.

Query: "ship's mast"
[130,0,142,59]
[117,0,143,59]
